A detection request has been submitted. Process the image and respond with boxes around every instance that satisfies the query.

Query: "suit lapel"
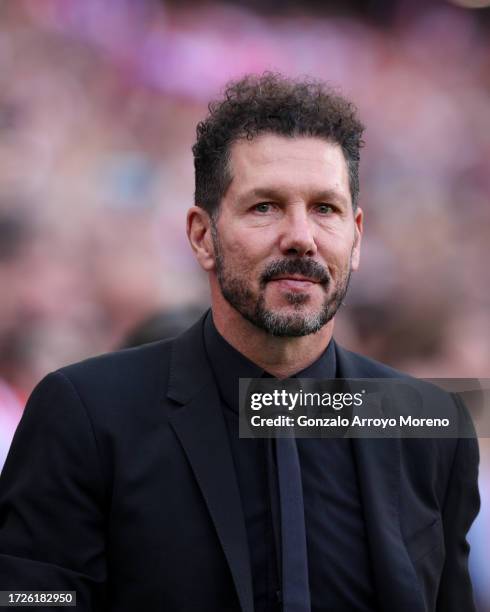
[335,343,426,612]
[166,318,254,612]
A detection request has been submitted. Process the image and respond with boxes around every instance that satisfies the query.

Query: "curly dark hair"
[192,72,365,216]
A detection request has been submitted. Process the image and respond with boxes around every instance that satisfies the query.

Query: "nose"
[278,207,317,257]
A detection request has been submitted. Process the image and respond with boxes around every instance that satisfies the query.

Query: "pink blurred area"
[0,0,489,395]
[0,379,24,471]
[0,0,489,607]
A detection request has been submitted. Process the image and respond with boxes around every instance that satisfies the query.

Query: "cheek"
[217,238,257,282]
[318,237,355,276]
[222,230,271,264]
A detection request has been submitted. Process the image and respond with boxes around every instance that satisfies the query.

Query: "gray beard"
[212,225,351,337]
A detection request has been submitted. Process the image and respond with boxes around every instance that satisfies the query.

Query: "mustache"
[260,259,330,287]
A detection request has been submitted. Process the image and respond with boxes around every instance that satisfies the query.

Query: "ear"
[350,206,363,271]
[186,206,216,271]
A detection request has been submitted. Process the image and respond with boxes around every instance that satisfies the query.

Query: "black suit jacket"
[0,316,480,611]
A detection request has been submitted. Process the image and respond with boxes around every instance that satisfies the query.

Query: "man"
[0,74,480,611]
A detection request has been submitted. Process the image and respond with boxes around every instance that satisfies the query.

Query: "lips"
[272,275,320,283]
[269,277,319,291]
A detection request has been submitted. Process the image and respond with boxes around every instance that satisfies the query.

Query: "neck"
[211,298,334,379]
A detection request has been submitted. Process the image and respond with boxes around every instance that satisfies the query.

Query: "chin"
[267,295,318,313]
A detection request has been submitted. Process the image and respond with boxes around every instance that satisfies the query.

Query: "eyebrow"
[238,187,350,207]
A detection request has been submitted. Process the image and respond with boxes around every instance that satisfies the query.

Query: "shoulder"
[37,313,208,424]
[336,343,449,402]
[334,343,409,379]
[19,340,176,438]
[54,312,208,407]
[335,343,476,439]
[338,346,479,508]
[58,339,174,401]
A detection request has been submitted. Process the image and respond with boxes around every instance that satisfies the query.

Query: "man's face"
[210,134,362,337]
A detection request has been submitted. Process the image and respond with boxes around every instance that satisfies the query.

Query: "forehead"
[226,134,350,201]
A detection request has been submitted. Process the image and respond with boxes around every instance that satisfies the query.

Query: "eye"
[316,203,335,215]
[253,202,274,213]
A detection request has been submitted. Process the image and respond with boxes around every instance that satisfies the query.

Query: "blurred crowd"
[0,0,489,607]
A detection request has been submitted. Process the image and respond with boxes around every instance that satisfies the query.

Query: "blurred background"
[0,0,489,607]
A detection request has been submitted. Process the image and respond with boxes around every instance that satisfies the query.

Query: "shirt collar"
[203,310,336,413]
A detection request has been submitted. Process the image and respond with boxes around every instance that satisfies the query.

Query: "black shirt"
[203,312,378,611]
